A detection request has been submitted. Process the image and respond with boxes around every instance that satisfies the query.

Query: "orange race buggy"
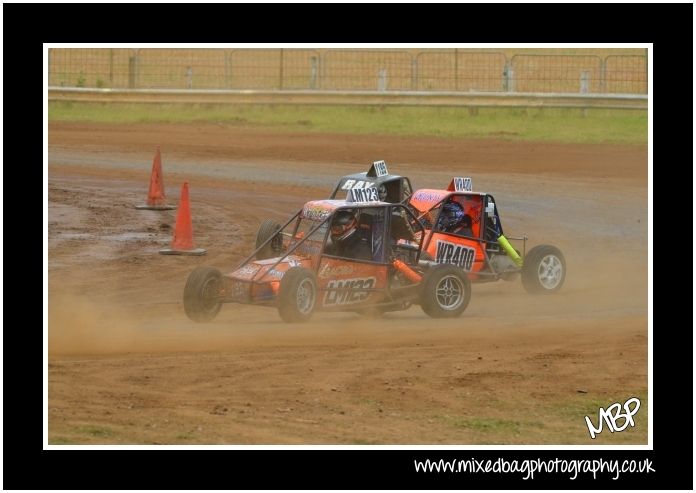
[183,199,471,323]
[408,177,566,294]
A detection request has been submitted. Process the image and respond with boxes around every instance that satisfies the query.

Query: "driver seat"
[390,212,415,242]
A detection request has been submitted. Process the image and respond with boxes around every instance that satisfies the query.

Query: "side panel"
[425,232,487,278]
[315,257,388,308]
[409,189,450,214]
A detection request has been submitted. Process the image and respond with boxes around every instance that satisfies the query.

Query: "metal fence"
[48,48,648,95]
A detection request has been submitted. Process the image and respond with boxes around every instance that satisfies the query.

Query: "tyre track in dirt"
[47,122,648,444]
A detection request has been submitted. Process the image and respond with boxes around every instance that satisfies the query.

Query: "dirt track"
[47,123,648,445]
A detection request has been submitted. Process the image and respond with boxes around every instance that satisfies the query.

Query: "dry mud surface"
[48,122,649,445]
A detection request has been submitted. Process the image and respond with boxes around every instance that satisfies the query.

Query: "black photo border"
[9,2,692,490]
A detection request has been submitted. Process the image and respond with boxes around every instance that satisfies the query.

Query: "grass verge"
[49,102,647,145]
[431,389,648,444]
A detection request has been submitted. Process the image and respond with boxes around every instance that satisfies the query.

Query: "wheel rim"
[435,275,465,310]
[201,276,221,313]
[537,254,563,289]
[296,278,316,314]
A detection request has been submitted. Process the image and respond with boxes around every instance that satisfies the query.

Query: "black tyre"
[420,264,471,318]
[278,267,317,323]
[184,266,223,322]
[521,245,566,294]
[255,219,283,260]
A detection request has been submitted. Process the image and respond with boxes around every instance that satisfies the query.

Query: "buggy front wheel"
[278,267,317,323]
[184,266,223,322]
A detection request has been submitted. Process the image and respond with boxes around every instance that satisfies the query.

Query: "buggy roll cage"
[234,203,426,287]
[411,192,528,279]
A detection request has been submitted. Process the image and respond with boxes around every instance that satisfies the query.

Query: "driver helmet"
[377,184,388,201]
[330,209,359,245]
[437,201,465,231]
[462,214,472,229]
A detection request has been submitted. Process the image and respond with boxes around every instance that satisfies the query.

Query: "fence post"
[318,51,323,90]
[109,49,114,86]
[644,48,648,94]
[454,48,459,91]
[503,61,514,92]
[224,51,231,88]
[411,55,417,90]
[599,57,606,93]
[136,49,141,88]
[580,71,589,93]
[186,66,193,89]
[128,52,136,89]
[310,56,318,89]
[377,68,387,91]
[279,48,284,90]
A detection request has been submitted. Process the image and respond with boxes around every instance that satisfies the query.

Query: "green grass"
[560,392,648,429]
[453,417,543,432]
[350,438,379,445]
[49,437,75,445]
[437,415,545,433]
[549,391,648,444]
[429,391,648,444]
[75,425,114,438]
[49,102,647,145]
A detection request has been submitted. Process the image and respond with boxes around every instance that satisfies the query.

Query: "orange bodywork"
[424,233,486,279]
[410,190,489,281]
[227,252,390,308]
[227,255,314,303]
[316,257,388,308]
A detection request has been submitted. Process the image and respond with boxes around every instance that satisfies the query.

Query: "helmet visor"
[331,215,357,239]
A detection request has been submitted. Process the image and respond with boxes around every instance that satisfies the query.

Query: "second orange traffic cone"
[159,182,206,256]
[136,146,176,210]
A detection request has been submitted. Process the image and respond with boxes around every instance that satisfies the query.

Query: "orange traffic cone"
[136,146,176,210]
[159,182,206,256]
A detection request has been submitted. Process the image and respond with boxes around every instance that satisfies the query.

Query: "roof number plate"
[373,160,388,177]
[349,187,379,203]
[454,177,472,192]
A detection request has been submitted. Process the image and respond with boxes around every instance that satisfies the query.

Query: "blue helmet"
[437,201,465,231]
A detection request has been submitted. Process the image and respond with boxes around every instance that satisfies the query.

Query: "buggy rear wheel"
[184,266,223,322]
[420,264,471,318]
[521,245,566,294]
[255,219,283,260]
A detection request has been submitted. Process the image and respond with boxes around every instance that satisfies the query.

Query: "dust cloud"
[49,294,141,355]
